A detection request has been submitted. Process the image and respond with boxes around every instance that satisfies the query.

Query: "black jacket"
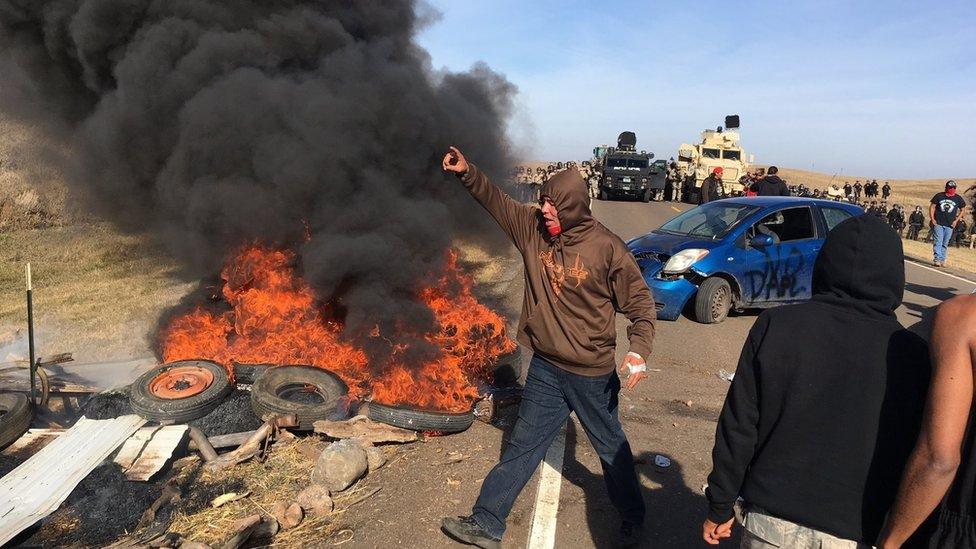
[706,214,929,543]
[909,211,925,225]
[754,175,790,197]
[700,175,722,204]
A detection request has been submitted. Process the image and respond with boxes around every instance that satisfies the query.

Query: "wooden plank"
[113,426,162,470]
[124,426,188,481]
[526,421,568,549]
[0,415,146,546]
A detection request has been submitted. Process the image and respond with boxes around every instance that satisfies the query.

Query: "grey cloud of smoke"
[0,0,517,365]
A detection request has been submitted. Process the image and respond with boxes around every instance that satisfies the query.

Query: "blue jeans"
[933,224,953,262]
[471,354,645,539]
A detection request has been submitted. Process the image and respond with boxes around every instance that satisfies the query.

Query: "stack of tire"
[129,361,349,430]
[129,348,522,434]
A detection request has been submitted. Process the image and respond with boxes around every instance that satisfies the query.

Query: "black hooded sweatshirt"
[705,214,930,543]
[755,174,791,197]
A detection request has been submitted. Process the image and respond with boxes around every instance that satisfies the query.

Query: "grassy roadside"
[902,236,976,274]
[0,222,192,362]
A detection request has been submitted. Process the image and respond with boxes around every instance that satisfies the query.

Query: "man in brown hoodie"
[440,147,656,549]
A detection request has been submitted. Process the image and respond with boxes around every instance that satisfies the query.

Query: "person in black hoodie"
[754,166,791,197]
[702,214,930,547]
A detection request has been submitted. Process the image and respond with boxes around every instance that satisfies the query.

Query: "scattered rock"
[272,501,304,529]
[297,440,327,461]
[296,485,334,515]
[684,400,693,408]
[252,516,280,540]
[311,439,368,491]
[364,445,386,472]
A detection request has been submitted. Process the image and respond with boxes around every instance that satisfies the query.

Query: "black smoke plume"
[0,0,517,365]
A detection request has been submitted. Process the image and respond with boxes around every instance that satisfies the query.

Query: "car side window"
[748,207,816,243]
[822,207,853,231]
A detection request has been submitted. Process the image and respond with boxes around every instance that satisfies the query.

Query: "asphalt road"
[344,198,976,549]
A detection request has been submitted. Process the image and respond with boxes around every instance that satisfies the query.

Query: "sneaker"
[616,520,643,548]
[441,516,501,549]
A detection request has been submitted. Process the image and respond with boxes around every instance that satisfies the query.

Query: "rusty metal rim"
[148,365,215,400]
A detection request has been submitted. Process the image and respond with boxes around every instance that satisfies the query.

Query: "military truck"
[676,115,754,203]
[597,132,666,202]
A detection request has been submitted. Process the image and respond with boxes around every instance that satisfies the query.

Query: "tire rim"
[148,365,215,400]
[712,285,731,320]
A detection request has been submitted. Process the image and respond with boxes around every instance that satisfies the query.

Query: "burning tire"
[129,360,232,423]
[250,365,348,430]
[0,393,31,450]
[367,402,475,434]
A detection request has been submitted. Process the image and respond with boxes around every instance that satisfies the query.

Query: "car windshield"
[722,150,741,161]
[702,148,721,159]
[657,203,759,239]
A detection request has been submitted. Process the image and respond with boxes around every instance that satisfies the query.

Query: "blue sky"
[417,0,975,179]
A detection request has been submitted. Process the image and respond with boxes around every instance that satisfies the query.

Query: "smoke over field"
[0,0,517,364]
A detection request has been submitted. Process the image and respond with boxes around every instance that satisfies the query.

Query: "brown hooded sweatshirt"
[458,164,656,376]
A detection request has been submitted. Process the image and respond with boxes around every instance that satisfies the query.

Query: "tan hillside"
[771,167,975,210]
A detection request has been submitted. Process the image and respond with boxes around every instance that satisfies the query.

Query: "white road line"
[904,259,976,287]
[526,420,568,549]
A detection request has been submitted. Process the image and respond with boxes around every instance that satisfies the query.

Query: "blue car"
[626,197,863,323]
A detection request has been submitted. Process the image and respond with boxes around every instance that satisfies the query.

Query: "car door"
[736,206,820,304]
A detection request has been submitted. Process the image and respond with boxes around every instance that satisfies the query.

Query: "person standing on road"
[844,182,853,200]
[702,215,930,548]
[907,206,925,240]
[440,147,656,549]
[877,294,976,548]
[883,181,892,200]
[854,181,863,201]
[929,180,967,267]
[754,166,791,197]
[700,167,724,204]
[887,205,905,235]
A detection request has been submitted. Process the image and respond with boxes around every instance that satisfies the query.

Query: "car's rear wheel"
[641,189,651,203]
[599,189,608,201]
[695,277,732,324]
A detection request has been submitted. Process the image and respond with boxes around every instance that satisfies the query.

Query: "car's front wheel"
[694,277,732,324]
[599,189,609,201]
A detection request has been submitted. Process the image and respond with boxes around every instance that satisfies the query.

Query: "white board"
[0,415,146,546]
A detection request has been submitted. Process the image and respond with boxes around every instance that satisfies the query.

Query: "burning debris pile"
[161,245,515,412]
[0,1,521,408]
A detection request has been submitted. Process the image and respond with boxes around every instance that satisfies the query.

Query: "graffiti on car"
[743,245,807,301]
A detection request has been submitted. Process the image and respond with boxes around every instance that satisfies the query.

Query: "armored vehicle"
[677,115,754,203]
[597,132,666,202]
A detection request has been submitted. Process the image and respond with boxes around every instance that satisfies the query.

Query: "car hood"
[626,231,726,256]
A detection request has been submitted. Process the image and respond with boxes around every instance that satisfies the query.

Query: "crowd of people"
[443,148,976,549]
[513,161,976,261]
[511,162,601,202]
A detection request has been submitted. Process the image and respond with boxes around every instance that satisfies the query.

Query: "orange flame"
[160,246,515,412]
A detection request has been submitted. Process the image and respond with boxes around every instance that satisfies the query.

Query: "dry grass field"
[0,223,192,362]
